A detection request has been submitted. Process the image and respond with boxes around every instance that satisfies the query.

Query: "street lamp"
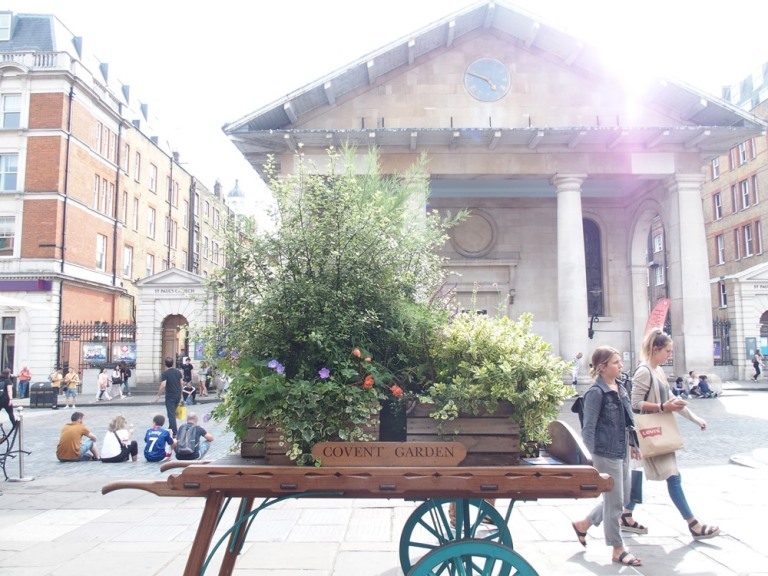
[588,315,599,339]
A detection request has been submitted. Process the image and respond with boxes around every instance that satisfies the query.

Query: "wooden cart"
[102,440,610,576]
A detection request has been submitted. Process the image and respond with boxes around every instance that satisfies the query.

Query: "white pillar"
[664,174,714,375]
[554,174,589,376]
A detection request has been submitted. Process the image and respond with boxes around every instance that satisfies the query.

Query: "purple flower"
[318,367,331,380]
[274,363,285,375]
[267,359,279,369]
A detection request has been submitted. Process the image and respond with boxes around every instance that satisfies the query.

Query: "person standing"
[120,361,132,397]
[198,361,210,397]
[17,365,31,399]
[144,414,175,462]
[50,366,63,409]
[62,366,80,409]
[0,368,16,429]
[97,367,112,401]
[181,357,194,388]
[156,357,183,437]
[56,411,100,462]
[174,412,214,460]
[571,352,583,386]
[752,350,763,381]
[570,346,642,567]
[111,365,124,399]
[100,414,138,463]
[628,328,720,541]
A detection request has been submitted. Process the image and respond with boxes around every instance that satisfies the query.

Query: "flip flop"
[571,522,587,547]
[613,551,642,566]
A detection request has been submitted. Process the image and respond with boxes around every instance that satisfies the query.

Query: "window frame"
[0,215,15,257]
[716,234,725,264]
[741,179,750,209]
[713,192,723,220]
[147,206,156,239]
[711,157,720,180]
[1,93,21,129]
[745,224,755,257]
[122,245,133,278]
[149,164,157,193]
[96,234,107,271]
[0,153,18,191]
[719,282,727,308]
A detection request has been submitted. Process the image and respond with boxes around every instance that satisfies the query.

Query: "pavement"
[0,381,766,575]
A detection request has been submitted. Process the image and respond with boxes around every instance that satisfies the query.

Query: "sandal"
[688,519,720,540]
[613,551,642,566]
[571,522,587,547]
[621,512,649,534]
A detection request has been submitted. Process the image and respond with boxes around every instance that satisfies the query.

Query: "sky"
[7,0,768,214]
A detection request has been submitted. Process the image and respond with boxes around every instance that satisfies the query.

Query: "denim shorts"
[65,388,77,398]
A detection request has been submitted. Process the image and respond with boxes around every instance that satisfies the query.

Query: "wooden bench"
[103,448,610,576]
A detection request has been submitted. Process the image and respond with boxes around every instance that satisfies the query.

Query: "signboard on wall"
[111,342,137,364]
[745,337,757,358]
[82,342,107,363]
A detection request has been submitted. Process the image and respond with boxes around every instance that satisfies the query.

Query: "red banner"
[645,298,670,335]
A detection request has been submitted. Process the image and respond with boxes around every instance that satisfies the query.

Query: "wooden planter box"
[407,402,521,466]
[240,423,266,458]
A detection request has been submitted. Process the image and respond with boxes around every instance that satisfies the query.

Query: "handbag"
[175,401,187,421]
[630,467,643,504]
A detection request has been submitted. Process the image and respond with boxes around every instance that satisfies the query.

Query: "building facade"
[224,1,766,380]
[701,66,768,379]
[0,12,229,388]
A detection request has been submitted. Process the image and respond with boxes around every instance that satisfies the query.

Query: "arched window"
[583,219,604,317]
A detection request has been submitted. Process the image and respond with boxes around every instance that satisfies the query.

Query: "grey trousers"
[586,451,630,547]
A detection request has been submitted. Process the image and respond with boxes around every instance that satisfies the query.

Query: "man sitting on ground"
[174,412,213,460]
[56,411,100,462]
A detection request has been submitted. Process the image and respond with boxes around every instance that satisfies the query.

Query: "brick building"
[0,12,229,389]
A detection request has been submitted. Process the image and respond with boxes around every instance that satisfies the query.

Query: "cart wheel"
[399,499,511,574]
[406,539,538,576]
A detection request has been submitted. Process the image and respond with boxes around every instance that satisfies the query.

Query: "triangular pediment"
[729,262,768,283]
[224,0,766,181]
[137,268,203,287]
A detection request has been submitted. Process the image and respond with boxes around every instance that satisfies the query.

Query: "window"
[654,265,664,286]
[713,193,722,220]
[121,191,128,223]
[171,220,177,249]
[212,241,219,264]
[719,282,727,308]
[203,236,210,259]
[96,234,107,271]
[122,245,133,278]
[711,157,720,180]
[716,234,725,264]
[145,253,154,277]
[729,148,735,170]
[734,229,741,260]
[108,131,117,163]
[121,143,130,173]
[204,200,210,220]
[741,179,750,209]
[108,182,115,217]
[653,233,663,253]
[96,122,102,154]
[193,193,200,215]
[164,216,170,247]
[0,153,18,191]
[731,185,739,213]
[751,138,758,160]
[134,151,141,182]
[757,220,764,255]
[100,179,108,213]
[2,93,20,128]
[180,250,187,271]
[147,207,156,238]
[0,13,11,41]
[149,164,157,192]
[213,209,220,230]
[132,198,139,231]
[182,200,189,229]
[0,216,15,257]
[753,175,760,205]
[745,225,754,257]
[93,175,100,208]
[739,142,748,165]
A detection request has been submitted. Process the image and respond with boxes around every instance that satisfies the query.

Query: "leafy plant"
[419,312,570,446]
[206,146,463,464]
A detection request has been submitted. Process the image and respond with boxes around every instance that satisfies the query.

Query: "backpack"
[175,425,196,457]
[571,371,634,429]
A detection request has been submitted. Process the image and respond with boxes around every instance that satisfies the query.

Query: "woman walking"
[571,346,642,567]
[628,329,719,540]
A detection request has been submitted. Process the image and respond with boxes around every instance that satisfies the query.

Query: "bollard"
[8,406,34,482]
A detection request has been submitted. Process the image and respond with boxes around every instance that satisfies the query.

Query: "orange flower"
[390,384,404,397]
[352,348,361,358]
[363,374,374,389]
[364,357,371,363]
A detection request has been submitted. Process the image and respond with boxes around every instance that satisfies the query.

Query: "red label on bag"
[639,426,662,438]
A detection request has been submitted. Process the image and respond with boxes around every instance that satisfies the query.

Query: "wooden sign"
[311,441,467,467]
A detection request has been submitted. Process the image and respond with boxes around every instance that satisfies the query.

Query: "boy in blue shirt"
[144,414,175,462]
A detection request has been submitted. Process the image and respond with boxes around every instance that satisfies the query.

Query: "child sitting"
[144,414,175,462]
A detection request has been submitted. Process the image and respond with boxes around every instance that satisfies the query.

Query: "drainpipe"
[54,85,75,367]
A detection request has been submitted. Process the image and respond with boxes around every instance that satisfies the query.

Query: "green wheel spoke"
[406,540,538,576]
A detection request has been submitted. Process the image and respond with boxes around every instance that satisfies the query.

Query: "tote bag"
[634,410,684,457]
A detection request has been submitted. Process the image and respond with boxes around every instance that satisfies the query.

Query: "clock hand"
[466,70,497,91]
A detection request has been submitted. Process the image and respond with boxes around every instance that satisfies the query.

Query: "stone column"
[553,174,588,377]
[664,174,714,375]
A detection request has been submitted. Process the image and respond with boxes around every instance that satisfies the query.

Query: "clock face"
[464,58,511,102]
